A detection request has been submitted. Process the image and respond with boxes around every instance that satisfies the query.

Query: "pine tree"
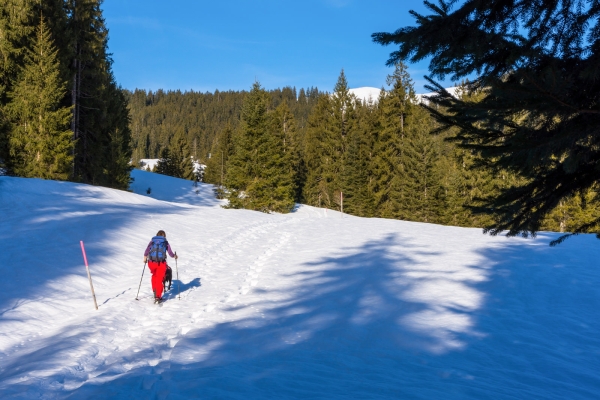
[7,18,72,179]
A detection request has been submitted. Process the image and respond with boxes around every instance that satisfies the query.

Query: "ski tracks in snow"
[185,216,294,315]
[67,214,298,392]
[0,195,310,396]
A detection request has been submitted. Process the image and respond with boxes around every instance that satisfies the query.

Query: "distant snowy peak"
[349,86,460,104]
[349,87,381,103]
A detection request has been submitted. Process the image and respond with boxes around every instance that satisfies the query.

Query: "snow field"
[0,169,599,399]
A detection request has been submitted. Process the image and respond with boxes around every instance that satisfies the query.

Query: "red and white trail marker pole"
[80,241,98,310]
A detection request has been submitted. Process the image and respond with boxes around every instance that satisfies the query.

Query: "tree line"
[125,86,322,169]
[198,65,599,233]
[0,0,131,189]
[133,62,597,234]
[204,66,496,226]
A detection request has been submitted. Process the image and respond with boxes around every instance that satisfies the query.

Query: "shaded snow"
[0,169,599,399]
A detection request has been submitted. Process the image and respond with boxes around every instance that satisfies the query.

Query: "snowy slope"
[415,86,461,104]
[349,86,461,104]
[1,170,599,399]
[139,159,159,171]
[137,160,204,175]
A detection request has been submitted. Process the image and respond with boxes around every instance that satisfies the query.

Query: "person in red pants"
[143,230,177,303]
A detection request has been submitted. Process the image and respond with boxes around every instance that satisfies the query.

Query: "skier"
[143,230,178,303]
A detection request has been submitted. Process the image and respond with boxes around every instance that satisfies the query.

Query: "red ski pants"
[148,261,167,299]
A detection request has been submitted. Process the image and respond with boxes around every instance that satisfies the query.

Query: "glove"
[144,256,147,263]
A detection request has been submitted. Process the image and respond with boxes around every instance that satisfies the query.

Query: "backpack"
[148,236,168,262]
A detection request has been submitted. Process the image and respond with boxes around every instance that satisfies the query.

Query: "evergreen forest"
[0,0,132,189]
[3,0,597,238]
[373,0,600,244]
[128,64,599,234]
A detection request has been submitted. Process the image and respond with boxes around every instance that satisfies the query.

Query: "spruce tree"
[273,101,305,203]
[155,147,175,177]
[303,70,356,210]
[541,190,600,234]
[204,124,234,186]
[433,86,498,228]
[7,18,72,179]
[397,105,441,223]
[67,0,132,188]
[371,63,415,218]
[171,131,194,180]
[225,82,295,213]
[101,80,132,188]
[0,0,35,173]
[303,94,333,207]
[373,0,600,243]
[340,99,376,217]
[225,83,271,208]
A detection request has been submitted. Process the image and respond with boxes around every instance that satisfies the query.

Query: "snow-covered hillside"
[349,87,381,103]
[349,86,462,104]
[137,159,204,175]
[1,170,599,399]
[415,86,461,103]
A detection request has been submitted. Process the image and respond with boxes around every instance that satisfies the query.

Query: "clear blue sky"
[102,0,440,93]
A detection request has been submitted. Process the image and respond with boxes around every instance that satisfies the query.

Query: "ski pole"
[80,241,98,310]
[135,261,147,300]
[175,252,180,300]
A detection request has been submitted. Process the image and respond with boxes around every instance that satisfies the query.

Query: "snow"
[416,86,461,104]
[348,86,461,105]
[1,170,599,399]
[349,87,381,103]
[137,159,204,175]
[138,159,158,171]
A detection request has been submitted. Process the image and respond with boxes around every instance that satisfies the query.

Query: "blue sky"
[102,0,440,93]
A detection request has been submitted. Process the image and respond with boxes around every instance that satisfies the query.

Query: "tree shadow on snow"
[456,233,600,399]
[0,177,188,309]
[59,233,499,398]
[129,169,221,208]
[3,229,600,399]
